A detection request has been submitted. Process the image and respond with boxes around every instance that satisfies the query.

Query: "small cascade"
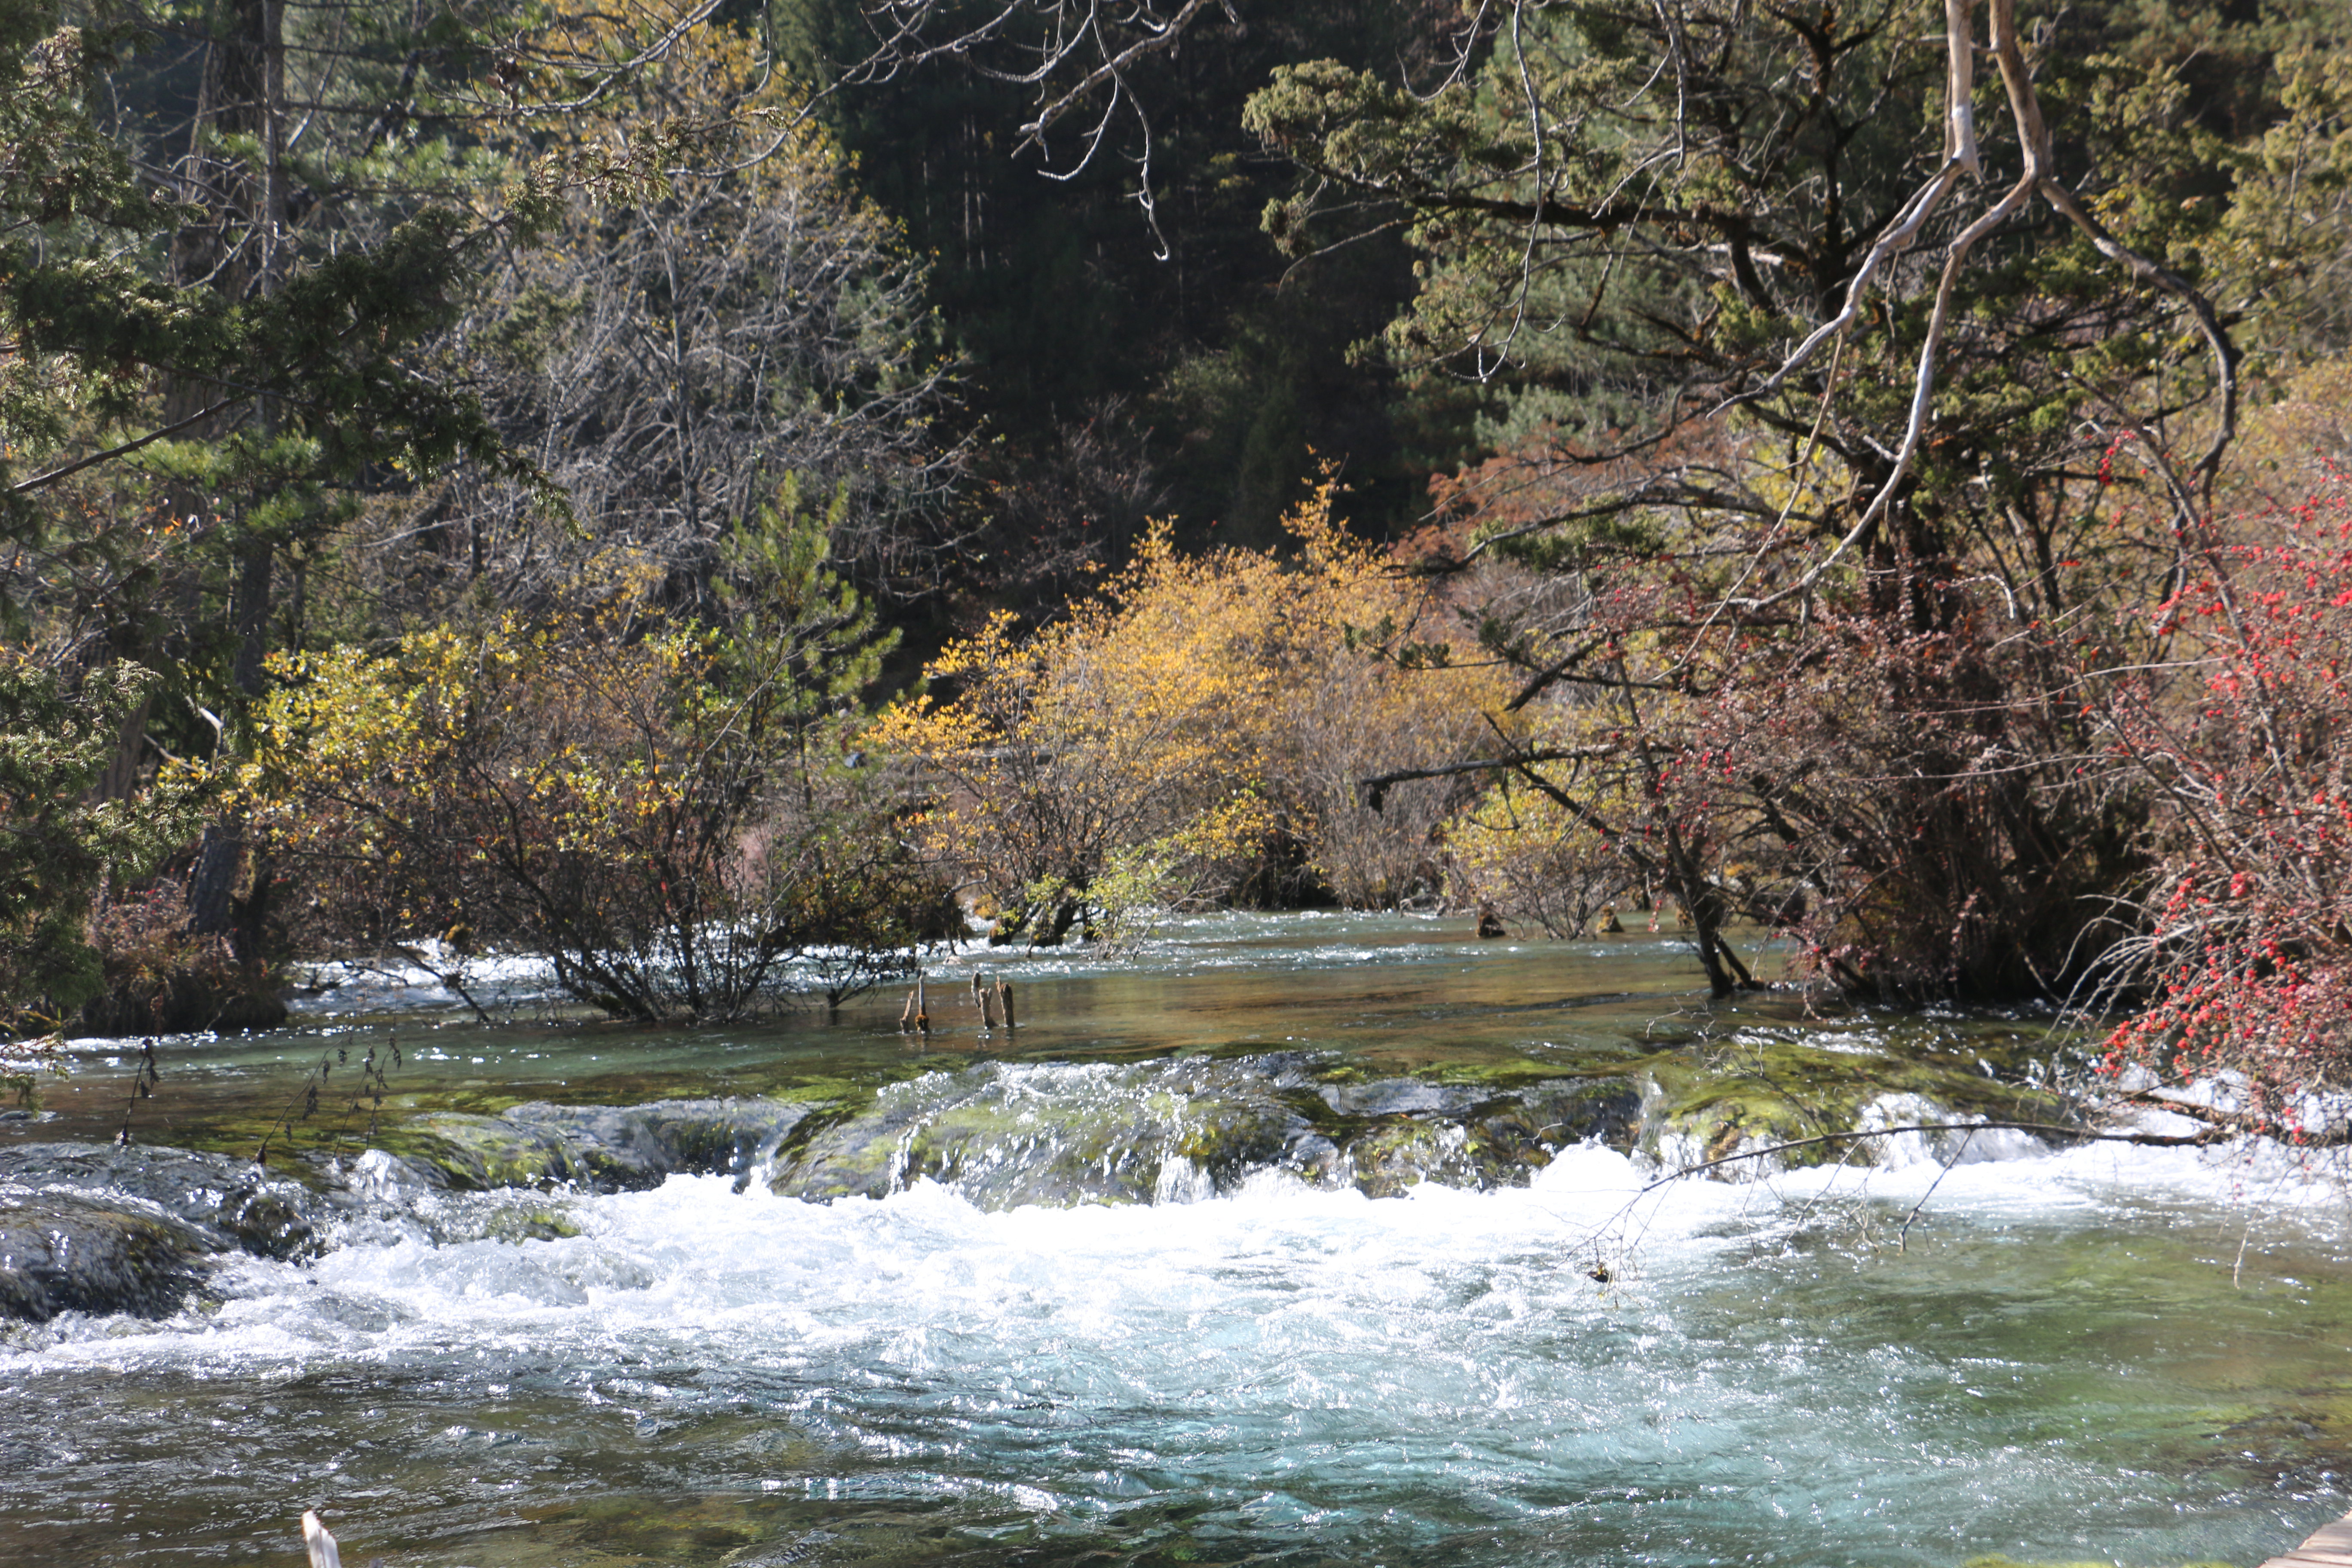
[765,1055,1644,1209]
[0,1048,2099,1329]
[1856,1091,2056,1169]
[17,911,2352,1568]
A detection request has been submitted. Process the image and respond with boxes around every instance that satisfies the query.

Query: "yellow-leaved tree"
[242,491,951,1021]
[872,479,1515,943]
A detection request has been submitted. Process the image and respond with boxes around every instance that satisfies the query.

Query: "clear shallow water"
[4,915,2351,1567]
[15,916,1773,1161]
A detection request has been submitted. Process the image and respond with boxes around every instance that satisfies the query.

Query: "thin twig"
[1897,1124,1974,1251]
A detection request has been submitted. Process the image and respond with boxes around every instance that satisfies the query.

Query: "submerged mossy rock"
[1641,1031,2075,1178]
[480,1204,585,1243]
[771,1057,1336,1208]
[0,1142,333,1322]
[389,1113,593,1191]
[768,1057,1645,1209]
[386,1097,815,1193]
[1333,1077,1643,1198]
[1343,1120,1490,1197]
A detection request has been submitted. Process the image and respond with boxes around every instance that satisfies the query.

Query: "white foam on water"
[7,1115,2351,1565]
[12,1125,2340,1386]
[284,947,565,1014]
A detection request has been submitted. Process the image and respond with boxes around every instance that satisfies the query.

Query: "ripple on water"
[4,1132,2352,1566]
[7,911,2352,1567]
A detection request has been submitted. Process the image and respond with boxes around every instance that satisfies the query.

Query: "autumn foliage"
[2097,472,2352,1127]
[242,499,950,1021]
[873,479,1515,941]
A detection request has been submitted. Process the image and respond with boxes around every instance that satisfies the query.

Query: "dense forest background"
[9,0,2352,1131]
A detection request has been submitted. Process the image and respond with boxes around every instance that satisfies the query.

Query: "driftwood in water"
[995,979,1016,1031]
[899,975,931,1035]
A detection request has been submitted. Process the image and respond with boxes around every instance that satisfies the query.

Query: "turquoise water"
[2,915,2348,1566]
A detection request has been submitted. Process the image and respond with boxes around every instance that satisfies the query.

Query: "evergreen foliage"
[0,657,190,1029]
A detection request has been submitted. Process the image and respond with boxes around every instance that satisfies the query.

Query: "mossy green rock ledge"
[1638,1031,2074,1172]
[766,1056,1645,1209]
[383,1097,817,1193]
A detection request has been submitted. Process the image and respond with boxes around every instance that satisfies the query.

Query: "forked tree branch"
[1729,0,2239,615]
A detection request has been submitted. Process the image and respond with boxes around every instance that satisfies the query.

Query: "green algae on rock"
[380,1097,817,1192]
[1635,1030,2076,1174]
[766,1056,1649,1207]
[768,1056,1330,1207]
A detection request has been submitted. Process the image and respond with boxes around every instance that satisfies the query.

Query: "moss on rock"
[381,1097,818,1193]
[1635,1030,2074,1175]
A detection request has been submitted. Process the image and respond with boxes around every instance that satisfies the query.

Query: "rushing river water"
[5,916,2352,1567]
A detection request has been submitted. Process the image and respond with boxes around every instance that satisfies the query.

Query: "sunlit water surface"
[5,916,2352,1567]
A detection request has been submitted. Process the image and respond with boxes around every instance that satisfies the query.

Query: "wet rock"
[1641,1032,2071,1179]
[481,1205,585,1243]
[0,1141,340,1323]
[769,1058,1643,1209]
[0,1192,221,1322]
[770,1058,1327,1209]
[390,1097,814,1193]
[1343,1120,1486,1197]
[0,1142,323,1259]
[1514,1078,1647,1150]
[394,1113,599,1192]
[507,1099,810,1185]
[1320,1079,1483,1118]
[1336,1077,1643,1197]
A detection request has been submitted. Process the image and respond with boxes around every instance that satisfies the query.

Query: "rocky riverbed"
[2,1040,2072,1323]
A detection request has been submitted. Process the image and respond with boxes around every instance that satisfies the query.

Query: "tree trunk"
[184,0,284,944]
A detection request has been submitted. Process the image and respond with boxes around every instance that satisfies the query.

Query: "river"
[2,914,2348,1567]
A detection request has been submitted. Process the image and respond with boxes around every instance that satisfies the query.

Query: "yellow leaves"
[1168,791,1280,865]
[878,475,1511,913]
[243,612,707,872]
